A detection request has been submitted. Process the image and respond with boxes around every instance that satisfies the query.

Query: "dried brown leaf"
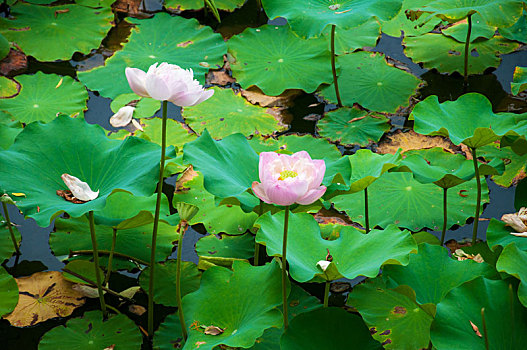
[377,130,458,155]
[241,86,301,108]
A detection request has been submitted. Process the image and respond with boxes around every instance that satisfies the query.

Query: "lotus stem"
[2,201,20,255]
[254,200,263,266]
[509,284,515,341]
[364,187,370,233]
[69,250,149,266]
[481,307,489,350]
[471,147,481,245]
[463,13,473,87]
[87,211,107,318]
[255,0,262,10]
[175,220,189,340]
[323,281,330,307]
[62,268,134,303]
[330,24,342,107]
[282,206,290,329]
[148,100,168,338]
[440,188,448,246]
[103,228,117,286]
[205,0,221,23]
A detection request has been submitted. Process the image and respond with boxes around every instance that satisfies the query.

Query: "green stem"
[176,221,189,340]
[323,281,330,307]
[148,100,168,338]
[471,147,481,245]
[364,187,370,233]
[330,24,342,107]
[2,202,20,255]
[282,206,290,329]
[254,200,263,266]
[463,13,473,86]
[69,250,149,266]
[104,228,117,286]
[481,307,489,350]
[62,268,134,302]
[88,211,107,317]
[440,188,448,246]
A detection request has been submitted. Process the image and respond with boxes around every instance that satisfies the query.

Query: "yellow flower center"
[278,170,298,181]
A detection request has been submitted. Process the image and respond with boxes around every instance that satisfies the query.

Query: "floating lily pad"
[1,213,21,261]
[511,66,527,95]
[78,13,226,99]
[183,87,287,138]
[196,233,255,259]
[255,211,417,283]
[0,267,18,317]
[0,76,18,98]
[0,72,88,124]
[0,3,113,62]
[495,243,527,307]
[479,144,527,187]
[138,117,196,150]
[322,18,381,54]
[332,172,489,231]
[442,13,496,42]
[486,218,527,251]
[404,34,519,75]
[165,0,245,12]
[0,116,161,227]
[381,0,443,37]
[39,310,143,349]
[110,93,160,119]
[228,25,333,96]
[318,107,391,147]
[499,9,527,43]
[320,51,421,113]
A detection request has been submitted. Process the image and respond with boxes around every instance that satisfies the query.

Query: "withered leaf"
[203,325,225,335]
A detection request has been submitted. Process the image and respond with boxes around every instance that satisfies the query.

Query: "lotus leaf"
[165,0,245,12]
[430,277,527,349]
[499,9,527,43]
[486,218,527,251]
[495,243,527,307]
[381,0,442,37]
[255,211,417,283]
[39,310,143,349]
[322,18,381,54]
[511,66,527,95]
[346,149,401,193]
[516,178,527,210]
[0,266,18,318]
[0,3,113,62]
[0,115,162,227]
[442,13,496,42]
[196,233,255,259]
[479,144,527,187]
[110,93,160,120]
[62,260,104,285]
[183,87,287,138]
[227,25,333,96]
[317,107,390,147]
[0,212,21,261]
[0,33,8,60]
[319,51,421,113]
[501,134,527,156]
[0,72,88,124]
[0,76,18,98]
[181,260,284,350]
[78,13,226,99]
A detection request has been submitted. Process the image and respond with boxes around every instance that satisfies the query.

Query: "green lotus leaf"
[0,213,21,261]
[137,117,196,150]
[0,72,88,124]
[78,13,226,99]
[75,0,115,7]
[479,144,527,187]
[499,9,527,43]
[348,279,435,349]
[319,51,421,113]
[0,116,162,227]
[181,260,284,350]
[262,0,402,38]
[0,3,113,62]
[0,266,18,317]
[412,93,527,149]
[495,243,527,307]
[110,93,160,119]
[318,107,390,147]
[442,13,496,42]
[381,0,443,37]
[255,211,417,283]
[164,0,245,11]
[501,133,527,156]
[412,231,440,245]
[0,76,18,98]
[322,18,381,54]
[62,260,104,285]
[227,25,333,96]
[383,243,496,305]
[404,34,519,75]
[39,310,143,350]
[332,172,489,231]
[430,277,527,349]
[281,307,382,350]
[486,218,527,251]
[516,178,527,210]
[153,313,184,350]
[183,87,287,138]
[140,261,201,307]
[196,233,255,259]
[511,66,527,95]
[0,33,8,60]
[346,149,401,193]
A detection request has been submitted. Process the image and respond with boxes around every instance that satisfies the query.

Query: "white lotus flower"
[317,260,331,272]
[501,207,527,237]
[109,106,135,128]
[61,174,99,202]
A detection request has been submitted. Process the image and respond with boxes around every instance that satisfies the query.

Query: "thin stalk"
[88,211,107,317]
[69,250,149,266]
[148,100,168,338]
[255,0,262,10]
[2,202,20,255]
[282,206,290,329]
[471,147,481,245]
[481,307,489,350]
[175,220,189,340]
[254,200,263,266]
[440,188,448,246]
[364,187,370,233]
[103,228,117,286]
[62,268,134,302]
[463,13,473,86]
[330,24,342,107]
[323,281,330,307]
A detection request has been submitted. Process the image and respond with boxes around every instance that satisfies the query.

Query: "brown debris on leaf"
[112,0,153,19]
[453,249,484,263]
[203,325,225,335]
[501,207,527,237]
[128,304,146,316]
[0,49,27,77]
[470,320,482,337]
[314,208,354,226]
[376,130,458,155]
[206,56,236,86]
[241,86,301,108]
[445,239,473,255]
[56,189,86,204]
[175,165,199,192]
[5,271,85,327]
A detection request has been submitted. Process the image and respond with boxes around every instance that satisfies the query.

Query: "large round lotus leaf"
[500,9,527,43]
[0,266,18,317]
[511,66,527,95]
[140,261,201,307]
[0,4,113,62]
[486,218,527,251]
[262,0,402,38]
[78,13,226,99]
[0,72,88,124]
[404,34,519,75]
[430,277,527,349]
[255,211,417,283]
[281,307,381,350]
[1,213,21,261]
[52,215,177,270]
[181,260,284,350]
[0,120,21,150]
[332,172,489,231]
[227,25,332,96]
[165,0,245,11]
[496,243,527,307]
[322,18,381,54]
[183,87,287,138]
[346,149,401,193]
[479,144,527,187]
[0,116,161,227]
[196,233,255,259]
[412,93,527,149]
[381,0,442,37]
[154,313,184,350]
[39,310,142,350]
[319,51,421,113]
[317,107,390,147]
[137,117,196,150]
[5,271,85,327]
[442,13,496,42]
[0,76,18,98]
[348,279,435,349]
[110,93,160,119]
[248,134,342,161]
[62,260,103,285]
[383,243,496,305]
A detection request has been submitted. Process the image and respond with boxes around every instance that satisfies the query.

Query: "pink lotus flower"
[252,151,326,206]
[125,62,213,106]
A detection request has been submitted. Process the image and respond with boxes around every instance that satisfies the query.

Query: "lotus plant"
[125,62,213,338]
[252,151,326,328]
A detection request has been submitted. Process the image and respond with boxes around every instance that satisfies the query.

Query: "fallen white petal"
[109,106,135,128]
[61,174,99,201]
[131,118,143,131]
[317,260,331,272]
[511,232,527,237]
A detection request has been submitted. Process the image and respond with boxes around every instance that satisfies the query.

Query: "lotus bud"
[61,174,99,202]
[109,105,135,128]
[175,202,199,222]
[1,194,16,205]
[317,260,331,272]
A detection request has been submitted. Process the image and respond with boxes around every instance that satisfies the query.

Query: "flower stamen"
[278,170,298,181]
